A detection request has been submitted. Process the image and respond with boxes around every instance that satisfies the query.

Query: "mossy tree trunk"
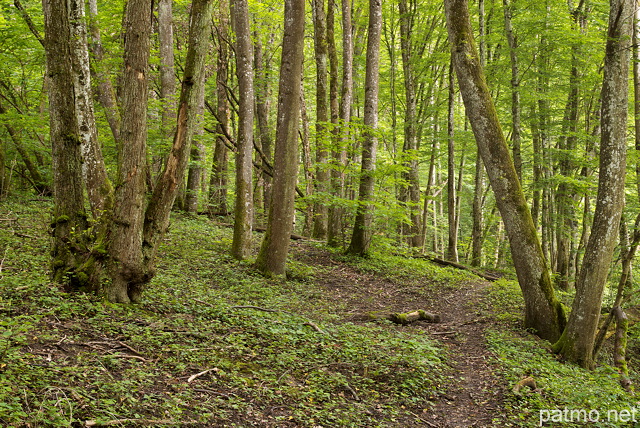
[444,0,566,342]
[255,0,305,276]
[347,0,382,257]
[43,0,89,286]
[230,0,254,260]
[554,0,632,369]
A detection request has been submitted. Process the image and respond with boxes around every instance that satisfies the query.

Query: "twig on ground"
[187,368,216,383]
[85,418,194,426]
[303,321,327,334]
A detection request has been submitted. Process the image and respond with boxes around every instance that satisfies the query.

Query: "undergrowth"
[0,197,446,427]
[486,279,638,427]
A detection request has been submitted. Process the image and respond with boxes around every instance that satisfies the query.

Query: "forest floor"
[1,199,636,427]
[292,242,507,427]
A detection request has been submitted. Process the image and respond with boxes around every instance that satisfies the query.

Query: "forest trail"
[293,242,507,427]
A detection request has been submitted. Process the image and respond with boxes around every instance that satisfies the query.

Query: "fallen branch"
[303,321,327,334]
[399,253,501,282]
[368,309,440,325]
[85,419,194,427]
[187,368,216,383]
[231,305,281,313]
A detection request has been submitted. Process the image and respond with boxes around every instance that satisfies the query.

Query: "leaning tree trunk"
[230,0,254,260]
[347,0,382,256]
[553,0,632,369]
[140,0,215,300]
[43,0,88,287]
[254,0,305,276]
[444,0,566,342]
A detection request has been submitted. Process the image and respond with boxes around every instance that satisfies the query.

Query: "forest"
[1,0,640,426]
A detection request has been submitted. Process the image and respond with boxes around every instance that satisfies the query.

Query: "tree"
[43,0,88,286]
[230,0,254,260]
[311,0,329,240]
[327,0,353,247]
[553,0,632,369]
[347,0,382,256]
[444,0,566,341]
[209,1,231,215]
[255,0,305,276]
[398,0,422,248]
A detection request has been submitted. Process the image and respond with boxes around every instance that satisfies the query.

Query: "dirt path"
[293,243,507,427]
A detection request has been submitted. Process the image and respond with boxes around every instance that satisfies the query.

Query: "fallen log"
[368,309,441,325]
[397,253,501,282]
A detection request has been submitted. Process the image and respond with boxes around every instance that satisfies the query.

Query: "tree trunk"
[444,0,565,342]
[43,0,88,286]
[554,0,632,369]
[230,0,254,259]
[255,0,305,276]
[398,0,422,248]
[502,0,522,180]
[106,0,153,303]
[69,0,113,217]
[158,0,177,138]
[254,31,273,216]
[311,0,329,240]
[87,0,121,144]
[347,0,382,256]
[446,61,458,262]
[209,2,230,215]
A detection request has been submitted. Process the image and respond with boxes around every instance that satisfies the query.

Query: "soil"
[293,242,508,427]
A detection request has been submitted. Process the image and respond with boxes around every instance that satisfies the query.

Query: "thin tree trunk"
[446,61,458,262]
[311,0,329,239]
[158,0,177,138]
[230,0,254,259]
[209,2,230,215]
[445,0,566,342]
[255,0,305,276]
[398,0,421,247]
[140,0,215,299]
[327,0,352,247]
[184,85,206,212]
[254,31,273,215]
[502,0,522,180]
[347,0,382,256]
[87,0,121,143]
[554,0,632,368]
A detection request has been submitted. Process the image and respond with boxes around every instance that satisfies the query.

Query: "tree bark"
[106,0,153,303]
[398,0,422,248]
[444,0,566,342]
[87,0,121,144]
[158,0,177,138]
[311,0,329,240]
[230,0,254,259]
[69,0,113,216]
[43,0,88,286]
[554,0,632,368]
[502,0,522,180]
[209,2,230,215]
[446,61,458,262]
[347,0,382,256]
[327,0,352,247]
[255,0,305,276]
